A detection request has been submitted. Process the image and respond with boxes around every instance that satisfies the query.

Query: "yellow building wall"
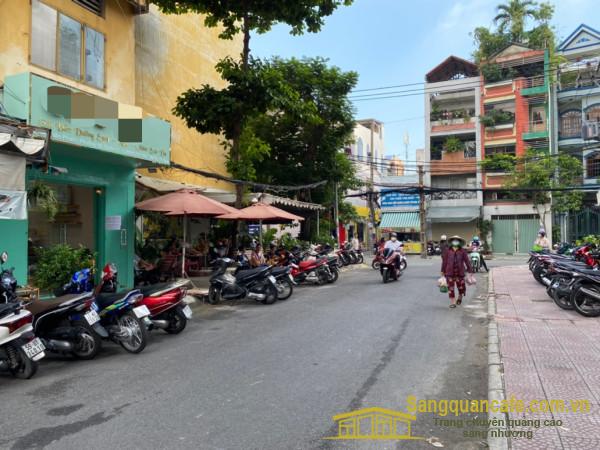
[134,5,242,192]
[0,0,137,105]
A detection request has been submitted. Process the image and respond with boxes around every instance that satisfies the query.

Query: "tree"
[493,0,537,42]
[247,57,360,239]
[503,151,583,225]
[150,0,353,206]
[472,1,555,62]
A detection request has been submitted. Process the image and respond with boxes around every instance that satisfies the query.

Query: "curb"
[487,269,510,450]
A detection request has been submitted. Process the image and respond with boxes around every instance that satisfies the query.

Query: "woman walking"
[441,236,473,308]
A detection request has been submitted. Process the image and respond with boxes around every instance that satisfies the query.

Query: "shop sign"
[381,190,420,210]
[12,74,171,165]
[105,215,122,230]
[0,190,27,220]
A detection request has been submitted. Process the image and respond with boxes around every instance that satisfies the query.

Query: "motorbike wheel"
[165,306,187,334]
[372,260,380,270]
[382,268,390,284]
[572,287,600,317]
[207,286,221,305]
[276,278,294,300]
[9,345,38,379]
[400,260,407,271]
[327,268,339,284]
[71,321,102,360]
[550,288,574,310]
[356,254,364,264]
[261,284,278,305]
[117,312,149,354]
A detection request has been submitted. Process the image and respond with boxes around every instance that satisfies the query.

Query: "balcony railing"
[430,191,478,200]
[522,75,545,89]
[559,115,583,139]
[480,110,515,128]
[430,108,476,123]
[524,119,547,134]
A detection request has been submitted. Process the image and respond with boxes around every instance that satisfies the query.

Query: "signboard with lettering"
[380,190,420,210]
[21,74,171,165]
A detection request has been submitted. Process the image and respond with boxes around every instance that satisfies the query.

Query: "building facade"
[344,119,385,243]
[424,56,483,241]
[480,45,552,253]
[555,24,600,242]
[0,0,171,288]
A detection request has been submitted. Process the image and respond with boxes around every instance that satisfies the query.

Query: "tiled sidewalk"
[492,266,600,449]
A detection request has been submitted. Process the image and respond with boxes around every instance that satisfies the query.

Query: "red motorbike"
[372,246,385,270]
[137,280,193,334]
[380,248,404,283]
[290,256,331,285]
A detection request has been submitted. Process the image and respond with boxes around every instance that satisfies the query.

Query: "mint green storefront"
[1,72,170,289]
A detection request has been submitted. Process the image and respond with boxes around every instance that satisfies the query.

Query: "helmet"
[473,236,480,241]
[390,232,397,238]
[538,228,546,236]
[441,235,447,240]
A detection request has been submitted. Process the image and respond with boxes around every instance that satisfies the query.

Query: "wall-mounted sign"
[0,190,27,220]
[105,215,122,230]
[380,190,420,210]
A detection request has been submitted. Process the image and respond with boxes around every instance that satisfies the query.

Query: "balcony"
[520,75,547,96]
[480,109,515,129]
[430,146,477,175]
[558,61,600,93]
[523,119,548,140]
[559,113,582,140]
[430,108,476,133]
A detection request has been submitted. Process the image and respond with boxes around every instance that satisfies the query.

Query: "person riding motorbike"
[384,233,403,271]
[534,228,551,251]
[469,236,488,272]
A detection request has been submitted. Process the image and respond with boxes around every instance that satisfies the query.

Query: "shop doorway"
[28,183,98,266]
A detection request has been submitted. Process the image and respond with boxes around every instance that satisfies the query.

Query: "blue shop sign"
[381,190,420,210]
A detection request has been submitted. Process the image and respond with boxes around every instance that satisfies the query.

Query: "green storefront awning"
[379,212,421,231]
[427,206,480,223]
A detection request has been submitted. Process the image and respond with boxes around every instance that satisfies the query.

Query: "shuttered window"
[73,0,104,16]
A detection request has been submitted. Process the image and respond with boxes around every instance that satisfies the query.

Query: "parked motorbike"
[290,252,331,285]
[380,248,404,283]
[92,263,151,353]
[1,252,18,303]
[208,258,278,305]
[270,266,296,300]
[427,241,441,256]
[26,291,104,359]
[0,302,45,379]
[138,279,193,334]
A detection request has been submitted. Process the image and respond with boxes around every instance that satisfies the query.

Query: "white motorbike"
[0,251,46,379]
[470,250,481,272]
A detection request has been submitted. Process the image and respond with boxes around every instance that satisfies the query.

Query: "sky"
[251,0,598,162]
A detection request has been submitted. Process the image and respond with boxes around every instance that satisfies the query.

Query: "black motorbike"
[208,258,278,305]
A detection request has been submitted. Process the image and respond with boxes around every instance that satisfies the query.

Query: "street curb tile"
[488,269,510,450]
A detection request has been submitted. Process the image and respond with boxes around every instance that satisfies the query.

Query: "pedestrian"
[439,234,448,257]
[534,228,550,251]
[441,235,473,308]
[250,243,266,267]
[351,236,360,251]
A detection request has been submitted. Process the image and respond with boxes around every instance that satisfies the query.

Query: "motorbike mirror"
[0,251,7,264]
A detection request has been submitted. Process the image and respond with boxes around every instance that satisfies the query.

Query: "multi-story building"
[344,119,385,244]
[554,24,600,242]
[0,1,240,287]
[480,44,552,253]
[424,56,482,241]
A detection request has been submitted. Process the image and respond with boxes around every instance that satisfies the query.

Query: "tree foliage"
[472,0,555,62]
[504,151,583,221]
[150,0,353,40]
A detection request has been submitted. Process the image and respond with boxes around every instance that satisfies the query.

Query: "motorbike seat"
[270,267,288,277]
[299,260,316,269]
[26,292,93,316]
[575,268,600,276]
[95,291,133,309]
[235,266,270,281]
[138,281,188,297]
[0,302,20,319]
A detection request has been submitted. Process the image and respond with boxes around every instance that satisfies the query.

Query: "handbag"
[438,276,448,293]
[466,273,476,285]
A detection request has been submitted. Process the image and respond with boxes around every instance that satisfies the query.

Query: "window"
[560,110,582,139]
[31,1,105,88]
[586,152,600,178]
[586,106,600,123]
[73,0,104,16]
[485,145,515,156]
[464,141,476,158]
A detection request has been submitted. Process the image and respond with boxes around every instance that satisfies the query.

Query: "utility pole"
[368,120,377,250]
[418,164,427,259]
[334,181,340,249]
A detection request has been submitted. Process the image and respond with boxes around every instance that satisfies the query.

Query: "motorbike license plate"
[133,305,151,319]
[22,338,45,359]
[182,305,193,319]
[268,275,276,284]
[84,309,101,325]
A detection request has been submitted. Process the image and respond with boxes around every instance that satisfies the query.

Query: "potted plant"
[443,136,463,153]
[28,180,59,221]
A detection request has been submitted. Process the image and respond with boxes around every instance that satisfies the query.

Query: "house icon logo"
[324,407,424,440]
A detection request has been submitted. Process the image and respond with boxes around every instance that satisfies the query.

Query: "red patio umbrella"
[217,202,304,243]
[135,189,239,276]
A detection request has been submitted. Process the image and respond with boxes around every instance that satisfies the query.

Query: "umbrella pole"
[259,219,263,247]
[182,214,187,278]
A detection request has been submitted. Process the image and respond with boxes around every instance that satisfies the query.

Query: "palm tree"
[493,0,538,43]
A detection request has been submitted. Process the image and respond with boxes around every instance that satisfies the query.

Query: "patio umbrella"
[217,202,304,243]
[135,189,239,277]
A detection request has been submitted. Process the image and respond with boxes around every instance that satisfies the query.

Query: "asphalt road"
[0,256,521,450]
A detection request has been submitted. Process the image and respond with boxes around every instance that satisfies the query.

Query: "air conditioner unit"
[582,121,600,140]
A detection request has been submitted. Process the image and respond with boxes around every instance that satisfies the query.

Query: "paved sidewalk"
[491,265,600,449]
